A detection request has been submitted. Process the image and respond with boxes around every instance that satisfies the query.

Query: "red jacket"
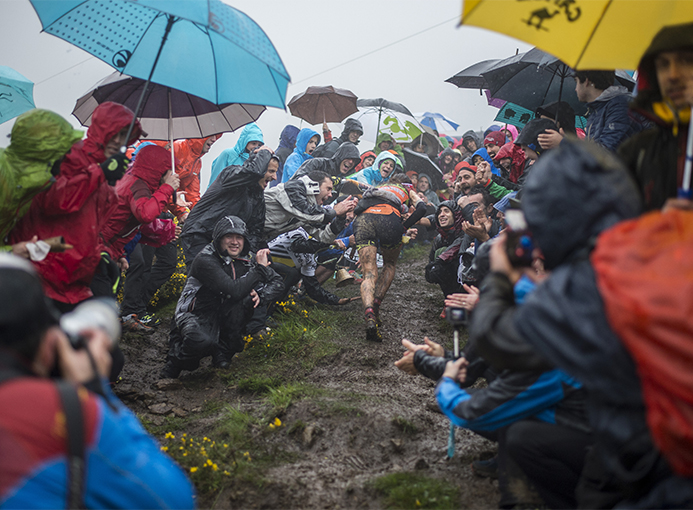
[169,136,217,219]
[9,102,142,304]
[102,145,176,260]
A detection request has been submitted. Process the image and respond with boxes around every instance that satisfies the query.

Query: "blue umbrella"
[415,112,460,133]
[29,0,290,110]
[0,66,36,125]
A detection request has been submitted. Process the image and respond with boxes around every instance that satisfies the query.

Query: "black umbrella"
[445,59,501,90]
[402,148,445,191]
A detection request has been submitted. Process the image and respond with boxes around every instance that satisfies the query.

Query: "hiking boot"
[472,456,499,479]
[212,351,230,370]
[160,359,182,379]
[121,314,154,334]
[139,313,161,327]
[365,317,382,342]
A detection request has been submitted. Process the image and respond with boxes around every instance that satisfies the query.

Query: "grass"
[392,415,419,435]
[400,242,430,262]
[370,472,460,509]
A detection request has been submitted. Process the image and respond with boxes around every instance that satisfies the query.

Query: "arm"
[130,183,175,224]
[191,254,261,302]
[34,162,105,215]
[402,202,428,230]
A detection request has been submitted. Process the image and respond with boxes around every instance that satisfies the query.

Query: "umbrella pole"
[679,105,693,199]
[168,87,179,206]
[376,108,382,144]
[121,15,177,154]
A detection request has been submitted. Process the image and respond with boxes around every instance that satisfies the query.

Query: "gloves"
[100,153,130,184]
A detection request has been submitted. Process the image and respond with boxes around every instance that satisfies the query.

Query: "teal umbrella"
[0,66,35,125]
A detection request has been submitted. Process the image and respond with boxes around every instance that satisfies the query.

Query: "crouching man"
[162,216,284,378]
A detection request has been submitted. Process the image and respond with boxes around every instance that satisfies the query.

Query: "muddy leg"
[374,246,401,303]
[358,245,378,310]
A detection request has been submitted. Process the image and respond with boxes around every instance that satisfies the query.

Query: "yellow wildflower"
[190,467,198,473]
[161,446,168,452]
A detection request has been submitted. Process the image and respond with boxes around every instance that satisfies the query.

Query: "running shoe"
[139,313,161,327]
[121,314,154,334]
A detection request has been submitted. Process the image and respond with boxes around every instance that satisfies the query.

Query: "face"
[306,135,319,155]
[499,158,512,171]
[363,155,375,167]
[258,159,279,188]
[413,144,425,153]
[453,153,462,164]
[379,140,393,151]
[443,155,453,165]
[654,50,693,110]
[104,127,129,158]
[456,171,475,195]
[316,178,334,205]
[379,159,395,178]
[575,77,590,102]
[463,193,483,212]
[202,136,217,154]
[220,233,245,257]
[246,140,262,153]
[501,128,512,141]
[472,155,484,166]
[339,158,357,175]
[484,143,500,158]
[348,131,361,143]
[417,176,430,192]
[465,139,477,152]
[522,144,539,161]
[438,206,454,228]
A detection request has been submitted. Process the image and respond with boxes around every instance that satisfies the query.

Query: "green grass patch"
[400,242,430,262]
[392,415,419,435]
[236,376,284,395]
[370,472,460,509]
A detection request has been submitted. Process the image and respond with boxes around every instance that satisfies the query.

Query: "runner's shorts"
[354,212,403,250]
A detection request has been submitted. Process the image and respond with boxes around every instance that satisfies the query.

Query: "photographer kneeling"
[0,254,194,508]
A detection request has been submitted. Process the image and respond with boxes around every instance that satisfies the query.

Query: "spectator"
[209,122,263,185]
[170,135,220,222]
[424,200,465,297]
[374,132,405,161]
[437,147,457,174]
[417,173,440,206]
[281,127,320,183]
[460,130,482,162]
[483,131,505,160]
[312,118,363,159]
[348,151,398,187]
[272,125,299,185]
[289,142,361,181]
[354,150,376,172]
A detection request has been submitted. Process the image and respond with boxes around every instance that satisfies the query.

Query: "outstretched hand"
[250,289,260,308]
[443,357,469,383]
[337,296,360,305]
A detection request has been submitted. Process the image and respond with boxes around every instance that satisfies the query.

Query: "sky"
[0,0,531,188]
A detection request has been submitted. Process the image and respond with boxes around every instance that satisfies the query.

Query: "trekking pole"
[445,307,466,459]
[678,105,693,199]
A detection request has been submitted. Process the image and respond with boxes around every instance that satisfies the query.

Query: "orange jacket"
[170,136,218,219]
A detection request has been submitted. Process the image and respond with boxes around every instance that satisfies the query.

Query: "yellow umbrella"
[461,0,693,70]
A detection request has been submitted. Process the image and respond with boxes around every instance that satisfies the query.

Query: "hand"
[163,170,180,190]
[462,220,489,242]
[43,236,73,252]
[100,153,130,183]
[394,339,428,375]
[250,289,260,308]
[421,337,445,357]
[322,121,329,132]
[175,191,191,208]
[475,161,492,184]
[537,128,564,150]
[174,224,182,241]
[408,189,421,206]
[254,144,275,154]
[473,205,492,232]
[255,248,270,267]
[489,232,522,284]
[445,288,479,311]
[56,328,113,383]
[406,228,418,240]
[337,296,361,305]
[335,239,346,251]
[179,212,189,223]
[333,196,357,216]
[418,192,429,205]
[11,235,38,259]
[117,257,129,272]
[443,357,469,383]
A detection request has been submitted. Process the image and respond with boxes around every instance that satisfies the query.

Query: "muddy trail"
[114,246,500,509]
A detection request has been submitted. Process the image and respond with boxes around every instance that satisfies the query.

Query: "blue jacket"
[348,152,398,187]
[584,86,642,152]
[281,128,319,183]
[209,123,264,185]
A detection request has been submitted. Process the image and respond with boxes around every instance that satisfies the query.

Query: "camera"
[445,307,467,327]
[60,298,121,349]
[504,209,535,267]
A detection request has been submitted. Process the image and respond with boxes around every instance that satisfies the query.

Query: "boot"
[365,308,382,342]
[160,358,182,379]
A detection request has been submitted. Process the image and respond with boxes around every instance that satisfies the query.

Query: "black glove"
[100,153,130,184]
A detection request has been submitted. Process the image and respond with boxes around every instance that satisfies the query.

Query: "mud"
[115,251,501,509]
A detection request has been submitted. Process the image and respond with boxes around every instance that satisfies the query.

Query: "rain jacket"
[0,360,195,509]
[494,142,526,183]
[428,200,464,262]
[619,22,693,211]
[290,142,360,180]
[417,173,439,206]
[171,216,283,364]
[101,145,176,260]
[9,102,142,304]
[348,152,398,187]
[584,85,644,151]
[0,110,83,247]
[281,128,320,183]
[436,147,457,174]
[170,136,217,219]
[181,149,275,253]
[312,118,363,159]
[354,150,376,172]
[209,123,263,185]
[273,125,299,185]
[264,175,345,245]
[473,141,693,507]
[373,133,404,160]
[471,147,501,176]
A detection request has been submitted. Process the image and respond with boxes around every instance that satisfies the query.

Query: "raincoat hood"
[374,133,396,154]
[331,142,361,169]
[350,151,398,186]
[212,215,250,258]
[503,125,519,142]
[294,128,320,158]
[129,144,177,190]
[514,118,558,156]
[83,101,142,162]
[461,130,482,151]
[278,125,300,150]
[5,109,83,164]
[339,118,363,141]
[590,85,632,105]
[234,123,264,159]
[435,199,462,233]
[522,140,641,270]
[182,136,217,160]
[471,147,501,175]
[632,22,693,121]
[438,147,456,161]
[355,150,376,171]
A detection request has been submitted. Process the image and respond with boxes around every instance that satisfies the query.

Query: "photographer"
[0,254,194,509]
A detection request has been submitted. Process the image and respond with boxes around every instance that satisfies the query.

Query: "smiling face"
[104,127,129,158]
[379,140,393,151]
[258,159,279,189]
[305,135,319,155]
[202,136,218,154]
[316,177,334,205]
[655,50,693,110]
[484,143,500,158]
[362,155,375,168]
[379,159,395,178]
[438,206,454,228]
[220,233,245,257]
[339,158,357,175]
[456,170,475,195]
[348,131,361,143]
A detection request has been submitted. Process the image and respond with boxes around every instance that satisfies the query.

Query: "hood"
[522,139,642,270]
[372,151,398,170]
[278,125,300,150]
[375,132,396,153]
[589,85,632,105]
[295,127,320,156]
[633,22,693,115]
[84,101,142,162]
[340,118,363,141]
[359,150,376,165]
[232,122,264,160]
[438,147,456,161]
[494,142,515,162]
[484,124,501,137]
[6,109,83,164]
[332,142,361,166]
[129,144,177,190]
[181,136,216,160]
[461,130,482,148]
[212,215,250,258]
[514,117,558,155]
[471,147,495,166]
[435,199,464,235]
[504,125,519,141]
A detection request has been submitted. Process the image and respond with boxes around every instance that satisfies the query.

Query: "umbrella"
[460,0,693,71]
[29,0,289,142]
[445,59,501,90]
[0,66,35,124]
[406,125,444,159]
[354,98,423,144]
[415,112,460,133]
[288,86,358,125]
[402,148,445,191]
[73,72,265,141]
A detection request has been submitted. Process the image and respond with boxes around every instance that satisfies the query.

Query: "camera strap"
[56,381,86,510]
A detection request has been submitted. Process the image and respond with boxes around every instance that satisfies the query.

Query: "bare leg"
[374,246,402,303]
[315,265,334,285]
[358,245,378,310]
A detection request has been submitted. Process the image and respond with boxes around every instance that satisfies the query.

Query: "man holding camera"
[0,254,194,509]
